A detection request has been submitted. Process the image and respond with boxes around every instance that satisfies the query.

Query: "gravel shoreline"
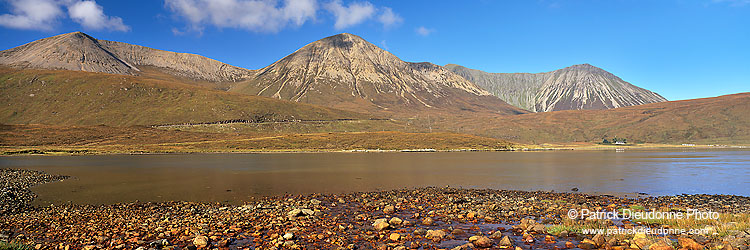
[1,170,748,250]
[0,168,69,215]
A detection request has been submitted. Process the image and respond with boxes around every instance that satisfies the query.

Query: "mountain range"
[0,32,526,116]
[1,31,746,146]
[445,64,667,112]
[0,32,665,115]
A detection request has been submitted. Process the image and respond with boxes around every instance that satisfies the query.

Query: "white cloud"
[165,0,318,33]
[165,0,401,32]
[0,0,129,31]
[68,0,130,31]
[0,0,63,31]
[171,27,186,35]
[285,0,318,25]
[377,7,401,29]
[415,26,434,36]
[325,0,375,30]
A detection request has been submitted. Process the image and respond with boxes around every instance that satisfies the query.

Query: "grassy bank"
[1,124,515,155]
[0,242,32,250]
[5,123,748,155]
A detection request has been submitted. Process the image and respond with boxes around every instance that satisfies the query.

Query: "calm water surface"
[1,149,748,205]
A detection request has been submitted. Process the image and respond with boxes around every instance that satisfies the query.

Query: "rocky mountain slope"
[231,33,526,115]
[0,32,253,82]
[446,64,667,112]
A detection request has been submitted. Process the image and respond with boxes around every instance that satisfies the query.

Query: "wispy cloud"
[68,1,130,31]
[171,27,187,35]
[325,0,375,29]
[165,0,317,33]
[377,7,402,29]
[415,26,434,36]
[326,1,403,30]
[0,0,129,32]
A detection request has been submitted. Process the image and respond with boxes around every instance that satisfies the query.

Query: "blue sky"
[1,0,748,101]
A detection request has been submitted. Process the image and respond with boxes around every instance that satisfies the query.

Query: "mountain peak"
[0,30,138,75]
[51,31,97,43]
[562,63,603,72]
[557,63,618,79]
[283,32,392,65]
[231,33,521,115]
[0,32,253,82]
[324,33,363,41]
[330,32,357,38]
[446,63,667,112]
[310,33,371,51]
[571,63,594,67]
[60,31,88,36]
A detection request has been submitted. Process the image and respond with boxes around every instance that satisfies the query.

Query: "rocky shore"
[1,185,749,250]
[0,168,69,215]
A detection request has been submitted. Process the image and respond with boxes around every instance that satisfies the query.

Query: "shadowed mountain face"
[445,64,667,112]
[0,32,254,82]
[230,33,527,115]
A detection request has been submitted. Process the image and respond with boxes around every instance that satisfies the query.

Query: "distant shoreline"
[3,143,749,156]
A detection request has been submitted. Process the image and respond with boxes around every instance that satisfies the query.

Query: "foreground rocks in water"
[383,205,395,214]
[498,235,514,247]
[1,187,749,249]
[469,235,493,248]
[592,233,606,247]
[680,237,706,250]
[426,229,447,241]
[388,216,403,226]
[388,232,400,242]
[373,218,390,231]
[422,217,435,226]
[192,235,208,248]
[0,168,69,215]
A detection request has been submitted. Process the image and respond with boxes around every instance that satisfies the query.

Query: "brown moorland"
[0,124,514,154]
[157,93,750,146]
[440,92,750,144]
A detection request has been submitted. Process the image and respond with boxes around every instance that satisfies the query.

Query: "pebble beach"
[1,169,749,250]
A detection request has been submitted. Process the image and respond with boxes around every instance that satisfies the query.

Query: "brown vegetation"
[434,93,750,144]
[0,124,513,154]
